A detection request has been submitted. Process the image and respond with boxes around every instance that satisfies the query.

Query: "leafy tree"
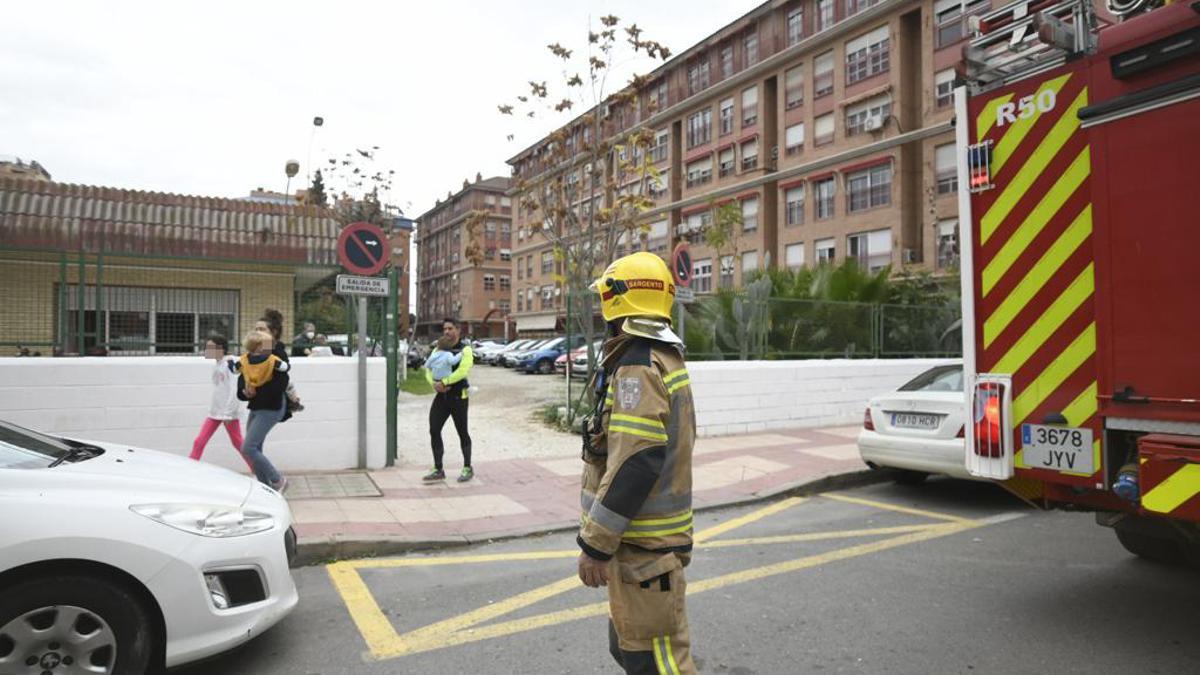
[307,169,329,207]
[501,15,672,417]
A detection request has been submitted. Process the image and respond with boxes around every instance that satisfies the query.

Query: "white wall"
[688,358,959,437]
[0,357,388,472]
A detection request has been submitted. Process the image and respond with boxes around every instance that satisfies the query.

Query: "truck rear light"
[973,381,1006,458]
[863,407,875,431]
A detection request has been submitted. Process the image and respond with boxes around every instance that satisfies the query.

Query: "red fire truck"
[956,0,1200,563]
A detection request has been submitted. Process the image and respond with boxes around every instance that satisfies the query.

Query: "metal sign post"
[671,243,693,345]
[385,264,399,468]
[336,222,392,470]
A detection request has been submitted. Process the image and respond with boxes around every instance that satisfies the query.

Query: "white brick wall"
[0,357,388,472]
[689,358,959,437]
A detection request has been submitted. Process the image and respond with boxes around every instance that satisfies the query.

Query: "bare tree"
[501,15,672,415]
[321,146,405,226]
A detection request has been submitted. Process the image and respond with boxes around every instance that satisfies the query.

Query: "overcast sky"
[3,0,761,217]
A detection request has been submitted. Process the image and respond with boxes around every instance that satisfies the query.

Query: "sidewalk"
[287,425,879,565]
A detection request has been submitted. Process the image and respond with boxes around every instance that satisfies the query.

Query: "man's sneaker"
[457,467,474,483]
[422,468,446,483]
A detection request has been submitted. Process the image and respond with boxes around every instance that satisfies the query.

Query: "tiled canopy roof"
[0,177,342,266]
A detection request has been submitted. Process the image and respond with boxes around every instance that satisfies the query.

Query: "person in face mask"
[292,322,318,357]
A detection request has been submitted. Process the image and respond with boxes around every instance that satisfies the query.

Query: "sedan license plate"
[1021,424,1094,474]
[891,413,940,430]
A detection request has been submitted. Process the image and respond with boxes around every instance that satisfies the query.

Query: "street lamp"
[284,159,300,202]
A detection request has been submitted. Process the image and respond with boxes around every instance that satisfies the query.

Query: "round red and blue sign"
[337,221,390,276]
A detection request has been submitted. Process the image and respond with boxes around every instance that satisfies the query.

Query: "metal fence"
[679,294,962,361]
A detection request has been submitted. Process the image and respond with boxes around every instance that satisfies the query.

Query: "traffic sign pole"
[385,265,398,468]
[357,297,368,470]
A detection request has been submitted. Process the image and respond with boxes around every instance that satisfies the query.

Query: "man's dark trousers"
[430,389,471,469]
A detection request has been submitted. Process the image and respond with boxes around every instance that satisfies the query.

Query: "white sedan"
[857,364,973,484]
[0,420,298,673]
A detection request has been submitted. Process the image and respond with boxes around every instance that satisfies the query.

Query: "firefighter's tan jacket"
[578,333,696,560]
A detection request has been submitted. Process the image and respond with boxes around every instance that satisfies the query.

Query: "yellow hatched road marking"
[703,524,939,548]
[982,160,1091,297]
[980,87,1089,246]
[822,493,976,524]
[983,207,1093,347]
[992,263,1095,376]
[328,494,1007,661]
[1142,464,1200,514]
[992,73,1073,176]
[977,93,1016,140]
[1012,323,1097,426]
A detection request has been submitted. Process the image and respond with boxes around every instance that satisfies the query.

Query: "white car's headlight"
[130,504,276,537]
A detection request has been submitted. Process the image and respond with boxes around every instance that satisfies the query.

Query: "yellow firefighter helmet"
[590,251,676,323]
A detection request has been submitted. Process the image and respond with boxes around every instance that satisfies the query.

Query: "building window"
[847,228,892,272]
[786,185,805,226]
[817,0,835,32]
[742,250,759,276]
[652,79,668,112]
[719,147,736,178]
[935,69,956,108]
[936,0,990,49]
[741,87,758,127]
[541,285,554,310]
[845,0,880,16]
[786,242,806,269]
[816,238,836,263]
[787,5,805,45]
[485,220,497,234]
[687,108,712,148]
[744,30,759,66]
[681,210,713,237]
[648,169,669,198]
[719,97,735,135]
[719,255,735,289]
[541,250,554,274]
[742,197,759,232]
[741,139,759,171]
[686,157,713,188]
[484,274,496,291]
[936,143,958,195]
[501,196,512,208]
[500,275,511,290]
[814,51,834,98]
[846,162,893,212]
[937,218,959,269]
[500,222,511,235]
[499,300,511,312]
[785,122,805,156]
[688,58,710,96]
[693,258,713,292]
[846,26,890,84]
[500,248,512,261]
[845,93,892,136]
[785,66,804,109]
[648,219,669,253]
[720,44,734,79]
[61,285,236,355]
[815,112,835,146]
[815,177,836,219]
[651,129,669,163]
[517,293,524,312]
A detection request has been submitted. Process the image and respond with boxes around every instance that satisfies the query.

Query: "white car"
[0,421,298,673]
[857,364,972,483]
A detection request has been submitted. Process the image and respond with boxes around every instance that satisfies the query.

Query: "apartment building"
[415,175,513,338]
[508,0,983,330]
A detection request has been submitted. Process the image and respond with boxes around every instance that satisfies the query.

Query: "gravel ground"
[397,362,585,465]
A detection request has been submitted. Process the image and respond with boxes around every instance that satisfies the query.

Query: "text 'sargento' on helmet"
[590,251,676,323]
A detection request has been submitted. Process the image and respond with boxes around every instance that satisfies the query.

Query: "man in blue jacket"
[423,318,475,483]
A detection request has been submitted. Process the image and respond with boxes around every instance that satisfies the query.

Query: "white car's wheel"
[893,469,929,485]
[0,575,156,675]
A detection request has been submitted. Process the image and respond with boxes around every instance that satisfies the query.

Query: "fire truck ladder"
[963,0,1099,91]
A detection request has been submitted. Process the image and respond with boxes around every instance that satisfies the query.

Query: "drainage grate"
[286,472,382,499]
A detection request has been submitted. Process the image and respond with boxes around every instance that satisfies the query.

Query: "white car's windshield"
[0,421,72,469]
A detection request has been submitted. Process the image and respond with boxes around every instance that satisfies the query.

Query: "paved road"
[172,480,1200,674]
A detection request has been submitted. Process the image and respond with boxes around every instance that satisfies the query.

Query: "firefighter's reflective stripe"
[583,490,692,519]
[1142,465,1200,515]
[610,413,669,442]
[606,382,615,407]
[664,368,691,395]
[625,511,694,538]
[653,636,681,675]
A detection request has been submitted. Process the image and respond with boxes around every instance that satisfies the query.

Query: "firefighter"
[577,251,697,675]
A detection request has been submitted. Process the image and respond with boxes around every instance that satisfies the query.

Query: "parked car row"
[473,336,591,374]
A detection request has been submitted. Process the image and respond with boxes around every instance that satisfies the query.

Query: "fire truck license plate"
[1021,424,1094,474]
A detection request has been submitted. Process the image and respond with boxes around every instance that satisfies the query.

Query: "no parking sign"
[337,222,390,276]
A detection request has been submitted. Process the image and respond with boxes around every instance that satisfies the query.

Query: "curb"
[291,467,891,568]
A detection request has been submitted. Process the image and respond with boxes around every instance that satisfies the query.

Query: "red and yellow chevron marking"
[1140,455,1200,520]
[969,67,1102,487]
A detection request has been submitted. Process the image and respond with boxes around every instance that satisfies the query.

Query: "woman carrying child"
[235,329,291,492]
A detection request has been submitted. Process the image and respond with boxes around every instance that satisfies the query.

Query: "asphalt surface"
[171,480,1200,675]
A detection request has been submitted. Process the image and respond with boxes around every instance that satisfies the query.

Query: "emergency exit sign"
[336,274,389,297]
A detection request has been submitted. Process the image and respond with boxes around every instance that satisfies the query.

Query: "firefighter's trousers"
[605,545,695,675]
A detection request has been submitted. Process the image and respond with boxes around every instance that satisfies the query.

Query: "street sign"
[336,274,390,296]
[676,286,695,304]
[671,243,692,288]
[337,221,390,276]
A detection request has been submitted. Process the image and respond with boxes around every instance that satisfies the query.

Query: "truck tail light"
[863,407,875,431]
[973,381,1006,458]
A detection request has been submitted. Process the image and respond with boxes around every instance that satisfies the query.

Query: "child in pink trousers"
[191,334,250,468]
